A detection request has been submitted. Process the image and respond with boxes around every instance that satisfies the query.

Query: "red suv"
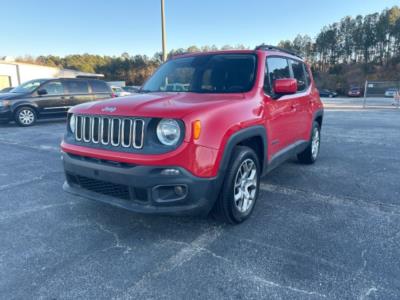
[61,45,323,224]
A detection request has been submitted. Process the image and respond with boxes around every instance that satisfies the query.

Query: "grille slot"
[111,118,121,146]
[75,115,144,149]
[72,175,131,200]
[83,116,91,142]
[92,117,100,143]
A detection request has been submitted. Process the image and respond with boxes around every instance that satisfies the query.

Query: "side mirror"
[273,78,297,95]
[37,89,48,96]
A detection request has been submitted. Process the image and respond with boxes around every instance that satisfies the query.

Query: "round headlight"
[156,119,181,146]
[69,115,76,133]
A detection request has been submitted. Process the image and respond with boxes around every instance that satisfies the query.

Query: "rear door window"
[90,80,111,93]
[290,60,307,92]
[64,80,89,94]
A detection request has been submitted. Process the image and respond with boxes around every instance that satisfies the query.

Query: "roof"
[170,48,304,62]
[171,49,256,59]
[254,44,303,59]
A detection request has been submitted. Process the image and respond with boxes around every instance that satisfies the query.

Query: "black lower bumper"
[0,110,12,122]
[62,152,222,216]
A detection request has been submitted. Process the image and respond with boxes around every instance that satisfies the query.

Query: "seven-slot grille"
[74,115,145,149]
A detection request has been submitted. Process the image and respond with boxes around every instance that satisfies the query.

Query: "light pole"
[161,0,167,62]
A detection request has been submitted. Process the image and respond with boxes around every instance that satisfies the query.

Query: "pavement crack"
[0,175,45,191]
[94,222,132,254]
[0,201,78,221]
[0,138,60,153]
[164,238,327,297]
[260,183,400,216]
[0,171,63,192]
[118,226,224,298]
[359,287,378,300]
[240,237,349,272]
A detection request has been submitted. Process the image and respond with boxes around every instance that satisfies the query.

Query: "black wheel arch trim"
[11,102,40,113]
[218,125,268,177]
[313,109,324,125]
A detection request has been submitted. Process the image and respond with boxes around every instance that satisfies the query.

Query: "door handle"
[291,103,300,111]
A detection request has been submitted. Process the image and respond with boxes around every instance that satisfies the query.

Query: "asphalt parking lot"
[1,108,400,299]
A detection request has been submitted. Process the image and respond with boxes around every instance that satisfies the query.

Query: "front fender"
[10,101,39,113]
[217,125,268,176]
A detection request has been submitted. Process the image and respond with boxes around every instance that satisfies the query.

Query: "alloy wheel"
[233,158,258,213]
[19,109,35,125]
[311,128,320,159]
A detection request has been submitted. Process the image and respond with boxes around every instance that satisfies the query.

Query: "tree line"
[15,6,400,89]
[278,6,400,70]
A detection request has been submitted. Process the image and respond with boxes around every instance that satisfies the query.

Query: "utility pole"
[161,0,167,62]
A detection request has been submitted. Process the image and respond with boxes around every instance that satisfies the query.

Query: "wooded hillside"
[16,6,400,92]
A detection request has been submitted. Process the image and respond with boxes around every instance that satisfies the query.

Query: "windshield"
[11,79,47,93]
[142,54,257,94]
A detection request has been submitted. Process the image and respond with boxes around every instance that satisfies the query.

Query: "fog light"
[174,185,185,196]
[161,168,180,176]
[152,184,188,202]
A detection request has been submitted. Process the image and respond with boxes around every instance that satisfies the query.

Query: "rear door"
[263,56,299,156]
[288,59,311,141]
[63,79,93,107]
[89,80,113,101]
[34,80,67,117]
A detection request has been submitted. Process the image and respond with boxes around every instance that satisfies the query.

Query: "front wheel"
[212,146,260,224]
[297,122,321,164]
[14,107,37,127]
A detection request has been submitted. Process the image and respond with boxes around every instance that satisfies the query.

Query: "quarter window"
[90,80,110,93]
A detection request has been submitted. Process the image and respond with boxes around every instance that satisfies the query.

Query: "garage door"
[0,75,11,90]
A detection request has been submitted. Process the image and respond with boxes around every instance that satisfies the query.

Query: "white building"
[0,57,104,90]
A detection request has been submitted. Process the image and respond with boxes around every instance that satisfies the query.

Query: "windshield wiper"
[138,89,152,93]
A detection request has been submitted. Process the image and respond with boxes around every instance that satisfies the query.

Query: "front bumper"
[0,109,12,122]
[62,152,222,216]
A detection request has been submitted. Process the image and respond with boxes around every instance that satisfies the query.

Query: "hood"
[0,92,25,100]
[70,92,246,118]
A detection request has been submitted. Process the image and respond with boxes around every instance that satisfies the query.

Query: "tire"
[14,106,37,127]
[212,146,260,224]
[297,121,321,164]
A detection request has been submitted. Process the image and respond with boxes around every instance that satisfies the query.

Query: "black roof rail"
[255,44,303,59]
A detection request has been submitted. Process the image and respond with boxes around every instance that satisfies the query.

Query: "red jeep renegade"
[61,45,323,224]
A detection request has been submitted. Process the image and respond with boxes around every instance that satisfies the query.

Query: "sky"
[1,0,399,58]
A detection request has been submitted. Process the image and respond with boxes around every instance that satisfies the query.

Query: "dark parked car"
[122,86,141,93]
[0,87,14,93]
[0,78,113,126]
[318,89,338,98]
[348,87,362,97]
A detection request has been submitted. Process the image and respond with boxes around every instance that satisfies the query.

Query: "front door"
[34,80,67,117]
[263,56,300,158]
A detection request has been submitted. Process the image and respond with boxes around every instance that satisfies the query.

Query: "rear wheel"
[297,121,321,164]
[212,146,260,224]
[14,107,37,127]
